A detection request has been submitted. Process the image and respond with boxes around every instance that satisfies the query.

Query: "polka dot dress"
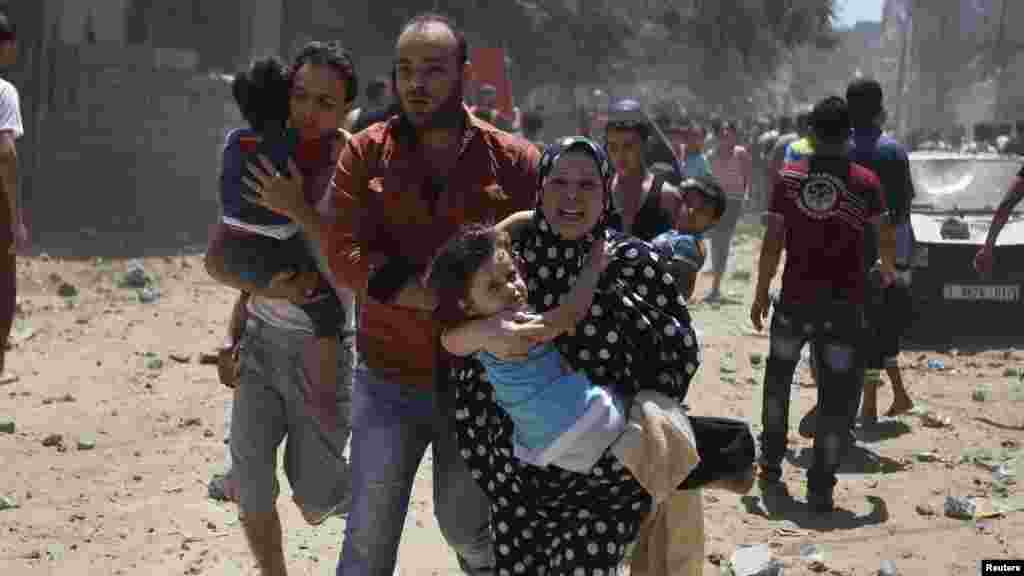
[451,216,701,574]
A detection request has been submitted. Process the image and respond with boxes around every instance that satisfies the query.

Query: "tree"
[364,0,637,124]
[658,0,838,115]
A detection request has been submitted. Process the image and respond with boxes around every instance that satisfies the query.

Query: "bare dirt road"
[1,225,1022,575]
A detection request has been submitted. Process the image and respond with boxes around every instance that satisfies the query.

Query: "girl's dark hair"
[289,41,359,104]
[427,223,506,326]
[231,57,291,135]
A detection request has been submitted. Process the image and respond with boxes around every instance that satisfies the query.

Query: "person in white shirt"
[0,13,27,385]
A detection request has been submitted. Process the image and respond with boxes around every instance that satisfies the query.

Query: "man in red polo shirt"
[248,12,539,575]
[751,96,897,514]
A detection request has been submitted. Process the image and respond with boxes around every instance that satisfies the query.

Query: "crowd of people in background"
[191,14,959,570]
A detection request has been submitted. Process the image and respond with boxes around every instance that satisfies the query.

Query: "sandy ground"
[1,225,1023,576]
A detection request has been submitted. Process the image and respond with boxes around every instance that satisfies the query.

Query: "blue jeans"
[338,364,493,575]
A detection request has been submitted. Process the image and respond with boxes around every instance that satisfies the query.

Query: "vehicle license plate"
[943,284,1020,302]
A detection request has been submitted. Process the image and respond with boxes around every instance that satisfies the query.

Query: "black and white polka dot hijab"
[520,136,615,313]
[517,136,700,400]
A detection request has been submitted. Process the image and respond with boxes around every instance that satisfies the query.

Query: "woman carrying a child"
[436,137,752,574]
[203,41,358,573]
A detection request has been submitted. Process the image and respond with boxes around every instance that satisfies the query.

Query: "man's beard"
[398,81,464,132]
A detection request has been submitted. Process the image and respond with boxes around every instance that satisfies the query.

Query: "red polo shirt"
[323,109,540,389]
[771,157,886,306]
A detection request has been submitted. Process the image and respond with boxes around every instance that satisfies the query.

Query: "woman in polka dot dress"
[447,137,703,574]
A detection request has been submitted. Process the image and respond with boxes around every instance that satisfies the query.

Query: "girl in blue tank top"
[428,223,624,473]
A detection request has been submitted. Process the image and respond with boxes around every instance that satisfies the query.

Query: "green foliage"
[364,0,836,110]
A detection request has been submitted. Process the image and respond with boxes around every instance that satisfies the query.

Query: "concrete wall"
[27,43,239,256]
[6,0,253,256]
[58,0,127,45]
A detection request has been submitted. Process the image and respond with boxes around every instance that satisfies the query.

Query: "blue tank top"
[476,344,597,450]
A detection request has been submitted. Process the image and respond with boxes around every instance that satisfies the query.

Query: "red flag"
[471,47,514,122]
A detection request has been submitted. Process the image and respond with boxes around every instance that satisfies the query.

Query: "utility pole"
[993,0,1008,122]
[894,1,910,138]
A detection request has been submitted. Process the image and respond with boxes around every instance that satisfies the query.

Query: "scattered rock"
[800,543,827,571]
[206,520,217,531]
[56,282,78,298]
[879,559,900,576]
[169,353,191,364]
[0,418,13,434]
[972,386,991,402]
[138,287,160,303]
[993,464,1015,483]
[45,542,65,560]
[729,544,783,576]
[198,352,219,365]
[1011,382,1024,402]
[203,429,215,438]
[119,260,151,288]
[180,417,202,428]
[41,433,63,447]
[0,494,18,510]
[944,495,976,520]
[76,436,96,451]
[915,503,936,516]
[920,412,951,429]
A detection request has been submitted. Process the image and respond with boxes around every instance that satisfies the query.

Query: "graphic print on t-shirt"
[797,170,845,219]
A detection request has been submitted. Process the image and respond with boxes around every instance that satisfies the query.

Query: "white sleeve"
[0,82,23,139]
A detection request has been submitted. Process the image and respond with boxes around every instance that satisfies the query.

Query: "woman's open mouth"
[558,208,585,222]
